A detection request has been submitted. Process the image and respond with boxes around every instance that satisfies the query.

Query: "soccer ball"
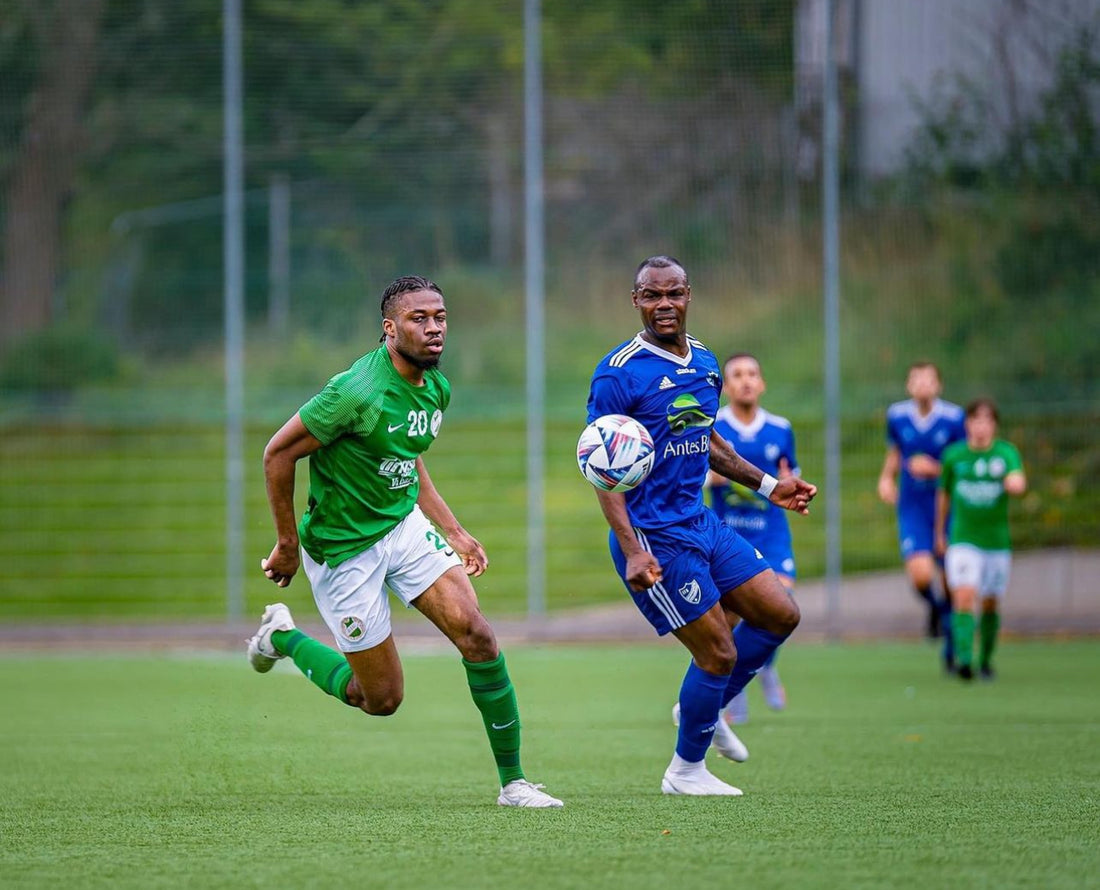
[576,414,656,492]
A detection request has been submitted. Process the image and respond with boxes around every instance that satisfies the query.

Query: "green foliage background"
[0,1,1097,619]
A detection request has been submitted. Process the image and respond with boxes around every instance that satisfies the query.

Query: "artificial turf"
[1,639,1097,889]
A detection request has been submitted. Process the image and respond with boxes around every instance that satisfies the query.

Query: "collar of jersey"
[905,398,948,432]
[717,405,767,437]
[633,333,693,367]
[380,344,432,389]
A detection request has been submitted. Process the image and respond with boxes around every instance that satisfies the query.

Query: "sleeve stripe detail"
[610,340,644,368]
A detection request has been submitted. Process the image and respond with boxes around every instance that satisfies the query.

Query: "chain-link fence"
[1,0,1097,623]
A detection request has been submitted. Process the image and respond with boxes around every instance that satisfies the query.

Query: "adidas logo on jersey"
[658,376,676,390]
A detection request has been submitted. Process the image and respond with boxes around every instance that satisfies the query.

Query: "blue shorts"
[610,509,770,636]
[755,536,796,579]
[897,493,938,560]
[721,514,796,579]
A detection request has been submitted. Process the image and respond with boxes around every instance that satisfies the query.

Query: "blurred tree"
[0,0,800,352]
[0,0,106,346]
[899,15,1100,397]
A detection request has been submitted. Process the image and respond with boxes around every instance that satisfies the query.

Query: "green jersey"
[939,438,1023,550]
[297,346,451,567]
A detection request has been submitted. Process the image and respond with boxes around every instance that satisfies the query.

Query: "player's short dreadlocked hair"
[380,275,443,318]
[633,255,688,289]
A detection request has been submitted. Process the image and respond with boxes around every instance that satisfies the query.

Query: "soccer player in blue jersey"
[877,362,966,666]
[587,256,817,796]
[706,353,800,723]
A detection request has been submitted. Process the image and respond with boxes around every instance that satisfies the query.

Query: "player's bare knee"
[908,561,934,590]
[756,597,799,637]
[453,616,499,662]
[701,637,736,675]
[344,677,403,716]
[777,597,800,635]
[361,691,403,717]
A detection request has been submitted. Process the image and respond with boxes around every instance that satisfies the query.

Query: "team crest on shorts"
[340,616,366,641]
[678,579,702,605]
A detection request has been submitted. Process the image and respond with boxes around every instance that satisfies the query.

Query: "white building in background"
[796,0,1099,177]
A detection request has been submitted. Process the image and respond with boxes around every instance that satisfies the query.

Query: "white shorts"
[945,544,1012,599]
[301,505,462,652]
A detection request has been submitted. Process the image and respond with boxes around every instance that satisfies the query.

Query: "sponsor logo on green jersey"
[378,457,416,490]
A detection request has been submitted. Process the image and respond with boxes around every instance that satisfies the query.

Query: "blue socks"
[675,661,731,762]
[675,623,790,762]
[722,623,789,707]
[940,595,955,664]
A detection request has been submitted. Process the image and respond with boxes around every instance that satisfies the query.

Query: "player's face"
[966,406,997,449]
[906,367,941,403]
[723,357,765,408]
[386,289,447,369]
[632,265,690,346]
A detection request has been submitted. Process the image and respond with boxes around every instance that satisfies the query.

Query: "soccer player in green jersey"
[934,398,1027,681]
[246,275,562,807]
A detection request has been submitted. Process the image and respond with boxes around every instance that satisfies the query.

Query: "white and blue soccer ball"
[576,413,656,493]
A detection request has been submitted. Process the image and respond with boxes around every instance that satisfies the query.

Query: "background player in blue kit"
[877,362,966,666]
[706,353,799,722]
[587,256,817,796]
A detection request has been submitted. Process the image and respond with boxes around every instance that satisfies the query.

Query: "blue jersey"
[709,406,798,575]
[885,399,966,503]
[587,334,722,534]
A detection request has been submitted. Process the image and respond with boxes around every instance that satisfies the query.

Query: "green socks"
[979,611,1000,669]
[464,653,525,786]
[952,611,1000,671]
[953,611,976,669]
[271,629,353,705]
[263,633,526,786]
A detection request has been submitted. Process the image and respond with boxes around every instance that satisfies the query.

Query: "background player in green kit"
[935,398,1027,681]
[246,275,562,808]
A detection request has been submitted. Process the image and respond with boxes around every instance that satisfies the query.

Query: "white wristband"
[757,473,778,499]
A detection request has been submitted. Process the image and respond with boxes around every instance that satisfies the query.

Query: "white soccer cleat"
[759,665,787,711]
[497,779,564,808]
[246,602,296,673]
[671,702,749,763]
[712,714,750,763]
[661,764,743,797]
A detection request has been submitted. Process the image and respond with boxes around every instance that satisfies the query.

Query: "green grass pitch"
[2,640,1097,889]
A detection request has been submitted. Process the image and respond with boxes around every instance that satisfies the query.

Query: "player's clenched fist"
[261,542,299,588]
[625,551,663,592]
[769,477,817,515]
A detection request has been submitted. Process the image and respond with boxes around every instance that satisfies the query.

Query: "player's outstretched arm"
[877,446,900,505]
[706,468,728,487]
[934,488,950,557]
[594,488,662,591]
[709,430,817,515]
[415,457,488,576]
[1004,469,1027,496]
[261,413,324,587]
[907,453,941,479]
[769,476,817,515]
